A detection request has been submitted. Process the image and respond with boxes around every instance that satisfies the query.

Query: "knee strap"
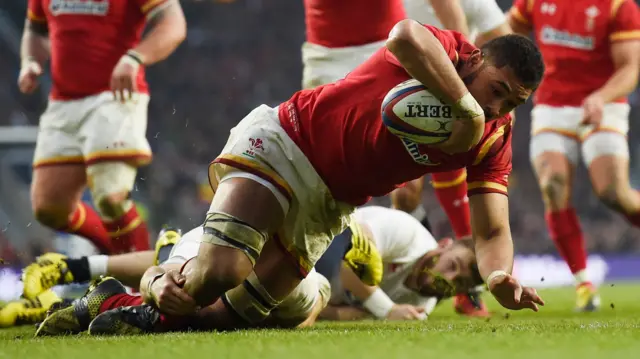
[223,271,282,324]
[201,212,267,265]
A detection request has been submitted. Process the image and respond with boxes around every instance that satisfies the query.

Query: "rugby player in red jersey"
[508,0,640,311]
[38,22,546,334]
[302,0,491,316]
[18,0,186,263]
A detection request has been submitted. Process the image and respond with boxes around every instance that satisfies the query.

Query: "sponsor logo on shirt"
[50,0,109,16]
[539,25,595,50]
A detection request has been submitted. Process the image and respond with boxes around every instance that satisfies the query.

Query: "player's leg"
[431,169,472,238]
[583,104,640,224]
[82,93,154,254]
[390,177,432,231]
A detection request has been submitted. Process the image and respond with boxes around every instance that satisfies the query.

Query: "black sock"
[156,244,175,265]
[65,257,91,283]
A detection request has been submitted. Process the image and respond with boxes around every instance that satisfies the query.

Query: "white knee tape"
[86,162,137,216]
[529,132,580,165]
[581,132,629,166]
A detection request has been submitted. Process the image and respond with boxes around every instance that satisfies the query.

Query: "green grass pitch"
[1,283,639,359]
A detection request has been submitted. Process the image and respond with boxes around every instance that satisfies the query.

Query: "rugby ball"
[382,79,457,144]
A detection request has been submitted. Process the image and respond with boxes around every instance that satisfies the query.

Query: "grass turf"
[1,283,639,359]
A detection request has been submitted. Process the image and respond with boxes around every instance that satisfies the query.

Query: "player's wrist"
[485,270,509,287]
[20,56,39,70]
[453,92,484,120]
[362,287,395,319]
[146,272,165,302]
[123,49,146,67]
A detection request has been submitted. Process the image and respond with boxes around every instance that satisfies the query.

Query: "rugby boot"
[575,283,600,312]
[0,290,68,328]
[154,227,182,265]
[88,304,162,336]
[34,276,126,336]
[22,253,74,300]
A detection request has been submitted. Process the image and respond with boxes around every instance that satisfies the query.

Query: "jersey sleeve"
[383,24,459,68]
[27,0,46,23]
[469,0,507,35]
[610,0,640,42]
[134,0,170,18]
[466,119,513,197]
[510,0,534,26]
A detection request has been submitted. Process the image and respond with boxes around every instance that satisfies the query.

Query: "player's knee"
[538,172,569,207]
[87,162,137,219]
[391,187,422,212]
[32,204,71,230]
[594,182,625,212]
[94,192,130,219]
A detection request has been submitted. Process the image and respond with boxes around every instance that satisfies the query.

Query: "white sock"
[88,255,109,279]
[574,269,589,285]
[409,205,427,222]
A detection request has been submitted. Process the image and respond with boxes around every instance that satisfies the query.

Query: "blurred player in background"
[508,0,640,311]
[316,206,483,322]
[302,0,498,317]
[391,0,512,317]
[18,0,186,264]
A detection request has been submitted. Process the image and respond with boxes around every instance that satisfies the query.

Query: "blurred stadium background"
[1,0,640,301]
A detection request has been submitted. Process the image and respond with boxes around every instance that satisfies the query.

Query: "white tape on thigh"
[581,132,629,165]
[529,132,580,165]
[219,172,290,214]
[86,162,137,203]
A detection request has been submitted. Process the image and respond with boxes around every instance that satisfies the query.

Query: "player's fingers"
[520,300,539,312]
[414,306,425,313]
[523,287,545,306]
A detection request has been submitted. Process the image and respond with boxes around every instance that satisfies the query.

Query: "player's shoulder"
[469,114,513,163]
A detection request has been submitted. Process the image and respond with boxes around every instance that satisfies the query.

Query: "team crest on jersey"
[401,138,440,166]
[49,0,109,16]
[540,25,595,50]
[584,6,600,32]
[242,137,265,159]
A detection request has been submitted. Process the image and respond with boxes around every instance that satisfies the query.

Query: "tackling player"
[316,206,483,321]
[19,0,186,261]
[392,0,513,317]
[508,0,640,311]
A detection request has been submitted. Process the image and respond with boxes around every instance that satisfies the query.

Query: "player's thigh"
[81,93,152,167]
[265,270,330,328]
[390,176,426,211]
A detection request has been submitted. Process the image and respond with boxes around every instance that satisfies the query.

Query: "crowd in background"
[1,0,640,267]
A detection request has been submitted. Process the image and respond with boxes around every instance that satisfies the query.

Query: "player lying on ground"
[19,0,186,258]
[315,206,483,321]
[508,0,640,311]
[31,227,331,336]
[124,22,544,332]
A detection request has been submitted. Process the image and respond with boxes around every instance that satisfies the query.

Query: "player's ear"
[468,49,483,66]
[437,237,454,249]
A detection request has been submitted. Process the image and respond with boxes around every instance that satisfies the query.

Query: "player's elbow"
[386,19,422,53]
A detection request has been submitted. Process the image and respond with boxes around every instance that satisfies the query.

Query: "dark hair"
[480,34,545,90]
[454,237,484,287]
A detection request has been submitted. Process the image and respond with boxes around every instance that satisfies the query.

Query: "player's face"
[410,242,477,298]
[460,53,532,120]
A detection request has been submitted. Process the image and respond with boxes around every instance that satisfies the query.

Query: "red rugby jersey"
[510,0,640,106]
[279,26,512,206]
[27,0,169,100]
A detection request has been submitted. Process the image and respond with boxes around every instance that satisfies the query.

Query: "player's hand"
[150,270,198,315]
[581,93,604,127]
[18,59,43,94]
[487,272,544,311]
[110,53,142,103]
[432,116,485,154]
[386,304,427,321]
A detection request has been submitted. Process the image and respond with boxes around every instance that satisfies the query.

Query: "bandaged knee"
[223,271,282,324]
[86,162,137,219]
[201,212,267,265]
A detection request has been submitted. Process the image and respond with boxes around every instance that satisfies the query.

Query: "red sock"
[545,208,587,274]
[624,210,640,228]
[99,293,144,313]
[103,205,150,254]
[65,202,113,254]
[431,169,472,238]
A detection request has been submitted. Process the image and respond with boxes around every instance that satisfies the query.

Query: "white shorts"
[529,104,630,166]
[209,105,354,276]
[33,92,152,168]
[164,227,330,320]
[301,40,385,89]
